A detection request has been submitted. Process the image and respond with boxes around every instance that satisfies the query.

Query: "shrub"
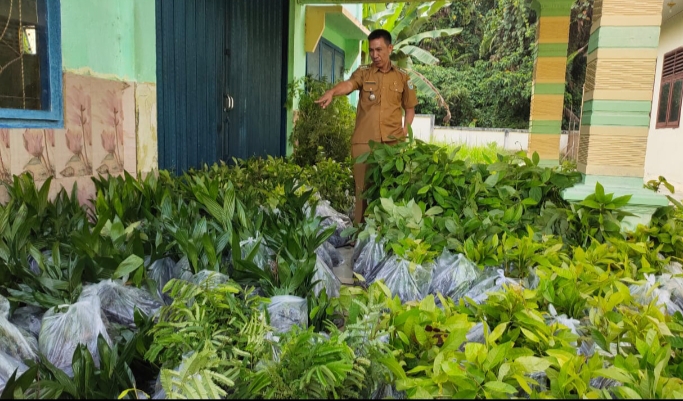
[287,77,355,167]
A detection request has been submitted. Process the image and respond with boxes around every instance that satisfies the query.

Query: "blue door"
[156,0,288,175]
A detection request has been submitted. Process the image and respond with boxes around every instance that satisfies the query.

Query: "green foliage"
[233,180,335,297]
[9,335,140,399]
[247,325,377,399]
[159,348,237,400]
[359,140,581,259]
[413,61,533,128]
[286,77,355,167]
[145,278,267,376]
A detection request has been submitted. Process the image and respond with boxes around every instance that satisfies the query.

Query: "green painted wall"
[286,1,365,156]
[61,0,156,83]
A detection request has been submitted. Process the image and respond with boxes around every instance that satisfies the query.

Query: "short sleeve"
[348,67,364,91]
[402,76,418,109]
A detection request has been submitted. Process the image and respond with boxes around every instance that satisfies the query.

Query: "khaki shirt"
[348,64,418,144]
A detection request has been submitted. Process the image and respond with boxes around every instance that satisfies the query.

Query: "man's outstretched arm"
[315,80,355,109]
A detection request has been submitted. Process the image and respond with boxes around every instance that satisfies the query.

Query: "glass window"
[669,80,682,125]
[321,43,334,83]
[0,0,62,128]
[305,38,345,85]
[657,82,671,125]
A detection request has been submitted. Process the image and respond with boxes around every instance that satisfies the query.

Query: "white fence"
[410,114,574,156]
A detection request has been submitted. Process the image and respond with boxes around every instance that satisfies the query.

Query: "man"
[315,29,418,225]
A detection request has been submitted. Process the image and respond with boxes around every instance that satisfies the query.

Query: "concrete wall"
[644,11,683,200]
[0,0,157,204]
[409,114,577,155]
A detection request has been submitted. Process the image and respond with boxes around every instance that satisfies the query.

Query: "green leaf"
[484,381,517,394]
[516,356,551,374]
[532,152,540,166]
[529,187,543,203]
[417,185,431,195]
[594,367,633,385]
[113,255,144,280]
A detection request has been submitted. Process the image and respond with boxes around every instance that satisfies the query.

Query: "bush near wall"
[287,77,355,167]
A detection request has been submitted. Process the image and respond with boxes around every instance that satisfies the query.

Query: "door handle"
[224,94,234,111]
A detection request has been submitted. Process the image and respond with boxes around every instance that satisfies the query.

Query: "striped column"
[578,0,663,177]
[528,0,573,163]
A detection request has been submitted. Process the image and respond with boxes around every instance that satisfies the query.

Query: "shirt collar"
[371,62,396,73]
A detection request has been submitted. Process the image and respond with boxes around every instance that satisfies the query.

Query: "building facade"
[0,0,367,201]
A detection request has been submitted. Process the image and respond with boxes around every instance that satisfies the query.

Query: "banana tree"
[363,1,462,124]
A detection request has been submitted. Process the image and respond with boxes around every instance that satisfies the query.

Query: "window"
[656,47,683,129]
[306,38,345,84]
[0,0,62,128]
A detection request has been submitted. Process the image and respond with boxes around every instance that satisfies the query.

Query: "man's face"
[369,38,393,69]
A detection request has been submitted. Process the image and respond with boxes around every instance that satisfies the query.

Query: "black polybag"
[147,256,193,305]
[313,200,353,248]
[79,279,163,327]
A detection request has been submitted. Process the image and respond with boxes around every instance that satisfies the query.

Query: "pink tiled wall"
[0,72,138,206]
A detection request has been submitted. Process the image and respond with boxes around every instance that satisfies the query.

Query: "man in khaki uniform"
[316,29,418,224]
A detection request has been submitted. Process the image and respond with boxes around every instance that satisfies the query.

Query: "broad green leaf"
[593,367,633,385]
[515,356,551,374]
[113,255,144,280]
[484,381,517,394]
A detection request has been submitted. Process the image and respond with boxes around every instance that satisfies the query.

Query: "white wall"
[645,11,683,200]
[407,115,577,154]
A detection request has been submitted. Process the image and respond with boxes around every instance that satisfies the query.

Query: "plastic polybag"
[352,235,388,279]
[313,200,353,248]
[147,256,193,304]
[315,245,335,271]
[240,237,274,271]
[315,242,344,270]
[372,256,433,303]
[191,270,230,289]
[0,295,8,320]
[39,297,112,375]
[371,384,406,399]
[0,350,28,392]
[629,274,681,315]
[428,250,481,302]
[466,322,485,345]
[590,377,620,389]
[79,279,163,327]
[312,256,342,298]
[266,296,308,334]
[10,306,44,338]
[463,268,521,304]
[0,316,37,362]
[660,262,683,312]
[323,241,343,268]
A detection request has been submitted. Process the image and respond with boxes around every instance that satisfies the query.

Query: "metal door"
[156,0,228,175]
[156,0,288,173]
[224,0,288,160]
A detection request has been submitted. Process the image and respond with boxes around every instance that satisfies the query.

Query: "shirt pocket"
[390,81,404,102]
[362,81,379,103]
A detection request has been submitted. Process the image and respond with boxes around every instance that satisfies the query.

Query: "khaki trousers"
[351,140,399,225]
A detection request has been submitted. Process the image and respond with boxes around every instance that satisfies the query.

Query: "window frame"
[0,0,63,129]
[306,37,346,84]
[656,47,683,130]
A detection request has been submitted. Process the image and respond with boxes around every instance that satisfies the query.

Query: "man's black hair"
[368,29,392,45]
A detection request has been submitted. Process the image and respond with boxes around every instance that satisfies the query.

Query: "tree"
[363,2,462,124]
